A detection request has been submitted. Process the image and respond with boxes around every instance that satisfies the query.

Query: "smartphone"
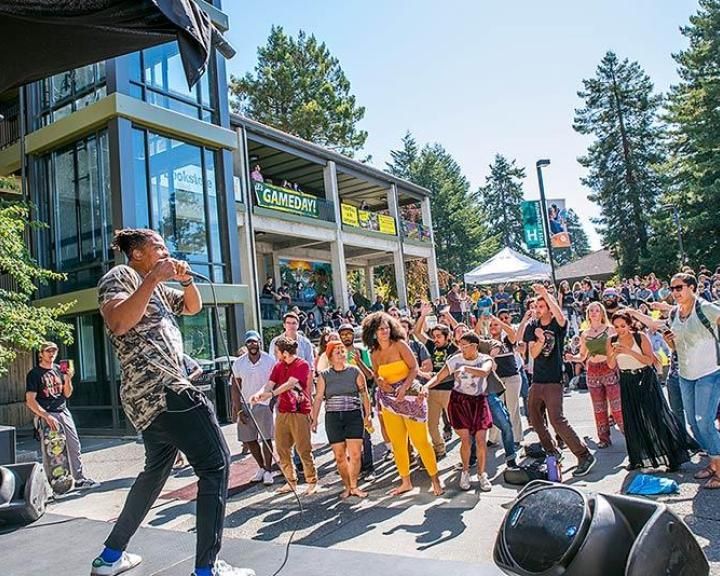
[58,359,74,374]
[426,314,438,329]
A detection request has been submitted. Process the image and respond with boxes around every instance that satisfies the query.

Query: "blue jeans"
[679,370,720,457]
[486,393,517,462]
[666,372,686,429]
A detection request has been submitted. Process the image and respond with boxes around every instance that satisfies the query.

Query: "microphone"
[186,269,211,282]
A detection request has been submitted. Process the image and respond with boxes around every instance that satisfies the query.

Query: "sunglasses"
[670,285,685,292]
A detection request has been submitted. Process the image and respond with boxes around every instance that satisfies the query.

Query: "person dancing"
[312,341,372,499]
[92,229,253,576]
[566,302,624,448]
[361,312,443,496]
[606,311,691,471]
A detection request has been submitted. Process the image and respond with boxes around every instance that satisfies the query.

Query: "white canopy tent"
[463,247,551,285]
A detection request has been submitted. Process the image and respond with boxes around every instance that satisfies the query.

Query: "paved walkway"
[15,388,720,574]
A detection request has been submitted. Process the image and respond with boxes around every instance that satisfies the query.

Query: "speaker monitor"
[0,463,48,525]
[0,425,16,465]
[494,480,708,576]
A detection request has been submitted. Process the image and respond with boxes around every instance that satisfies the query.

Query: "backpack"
[669,299,720,365]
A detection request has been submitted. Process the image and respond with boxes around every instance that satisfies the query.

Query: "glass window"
[177,307,229,362]
[133,128,225,280]
[35,131,112,293]
[126,42,215,123]
[131,128,150,229]
[78,315,98,381]
[34,63,106,129]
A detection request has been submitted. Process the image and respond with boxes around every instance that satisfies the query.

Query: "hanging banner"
[341,204,397,236]
[546,198,572,248]
[254,181,319,219]
[522,200,546,249]
[340,203,360,227]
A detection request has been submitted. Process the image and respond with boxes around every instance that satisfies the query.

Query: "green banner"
[522,200,546,249]
[254,181,320,219]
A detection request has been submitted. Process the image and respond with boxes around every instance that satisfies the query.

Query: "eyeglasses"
[670,285,685,292]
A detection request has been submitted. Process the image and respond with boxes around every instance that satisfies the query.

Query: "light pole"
[662,203,685,266]
[536,159,557,287]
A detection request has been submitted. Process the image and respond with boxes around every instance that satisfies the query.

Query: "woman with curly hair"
[361,312,443,496]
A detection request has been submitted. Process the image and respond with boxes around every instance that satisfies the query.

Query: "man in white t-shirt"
[667,273,720,488]
[231,331,276,486]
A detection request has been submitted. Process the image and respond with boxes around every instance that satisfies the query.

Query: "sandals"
[702,474,720,490]
[694,466,714,480]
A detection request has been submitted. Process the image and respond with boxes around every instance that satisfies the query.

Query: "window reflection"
[35,63,106,129]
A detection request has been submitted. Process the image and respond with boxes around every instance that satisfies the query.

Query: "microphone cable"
[189,270,303,576]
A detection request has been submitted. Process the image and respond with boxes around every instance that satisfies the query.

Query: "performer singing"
[90,229,254,576]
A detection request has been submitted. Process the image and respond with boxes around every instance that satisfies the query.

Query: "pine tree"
[573,51,665,276]
[553,209,592,266]
[664,0,720,268]
[230,26,367,156]
[477,154,526,250]
[387,135,498,279]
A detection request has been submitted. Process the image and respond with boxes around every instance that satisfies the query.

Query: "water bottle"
[546,455,562,483]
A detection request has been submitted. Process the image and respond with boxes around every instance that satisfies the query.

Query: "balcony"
[251,180,335,223]
[0,100,19,150]
[0,175,21,195]
[401,219,432,243]
[340,203,397,236]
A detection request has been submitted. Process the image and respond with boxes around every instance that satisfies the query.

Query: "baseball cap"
[602,288,619,298]
[338,323,355,333]
[244,330,262,343]
[40,341,58,352]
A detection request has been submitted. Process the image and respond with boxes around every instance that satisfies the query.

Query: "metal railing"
[401,219,432,242]
[0,100,20,150]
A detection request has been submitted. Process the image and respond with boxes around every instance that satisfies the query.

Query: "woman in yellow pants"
[361,311,444,496]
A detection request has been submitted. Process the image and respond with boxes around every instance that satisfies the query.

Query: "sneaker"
[478,472,492,492]
[506,459,519,469]
[251,469,265,483]
[573,453,597,477]
[263,471,274,486]
[383,450,394,462]
[443,429,452,442]
[192,560,256,576]
[361,471,376,482]
[459,471,471,491]
[91,552,142,575]
[76,478,101,490]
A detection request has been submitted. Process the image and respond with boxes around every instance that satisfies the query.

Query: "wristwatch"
[180,277,194,287]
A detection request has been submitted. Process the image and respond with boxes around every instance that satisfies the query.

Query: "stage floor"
[0,513,503,576]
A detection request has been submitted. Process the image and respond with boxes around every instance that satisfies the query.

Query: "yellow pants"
[382,407,438,477]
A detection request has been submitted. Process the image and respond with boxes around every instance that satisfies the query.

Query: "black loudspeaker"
[0,425,16,465]
[0,463,48,525]
[494,481,708,576]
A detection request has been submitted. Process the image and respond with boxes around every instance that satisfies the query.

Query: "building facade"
[0,1,439,433]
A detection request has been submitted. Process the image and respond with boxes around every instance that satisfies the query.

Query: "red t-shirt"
[269,357,312,414]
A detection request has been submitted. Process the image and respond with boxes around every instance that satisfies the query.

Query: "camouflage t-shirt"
[97,265,191,431]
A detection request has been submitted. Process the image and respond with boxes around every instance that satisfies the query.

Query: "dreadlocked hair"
[111,228,157,258]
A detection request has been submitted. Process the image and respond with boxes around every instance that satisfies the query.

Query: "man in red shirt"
[251,336,317,495]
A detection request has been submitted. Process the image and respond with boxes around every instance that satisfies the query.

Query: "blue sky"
[222,0,699,249]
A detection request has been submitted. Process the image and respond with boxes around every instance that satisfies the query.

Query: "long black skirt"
[620,367,691,469]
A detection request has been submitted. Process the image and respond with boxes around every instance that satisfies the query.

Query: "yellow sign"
[378,214,397,235]
[340,203,359,227]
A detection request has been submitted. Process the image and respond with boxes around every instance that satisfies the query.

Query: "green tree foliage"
[0,202,74,375]
[230,26,367,156]
[387,133,498,280]
[553,209,592,266]
[664,0,720,269]
[574,51,666,276]
[477,154,526,250]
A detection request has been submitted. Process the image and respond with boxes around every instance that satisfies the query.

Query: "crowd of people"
[38,226,720,576]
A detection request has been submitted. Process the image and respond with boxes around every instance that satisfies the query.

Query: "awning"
[0,0,234,93]
[463,247,551,285]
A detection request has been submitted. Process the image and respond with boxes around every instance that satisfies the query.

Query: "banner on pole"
[546,198,572,249]
[522,200,545,249]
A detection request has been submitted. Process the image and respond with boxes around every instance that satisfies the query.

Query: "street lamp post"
[536,159,557,287]
[662,203,685,266]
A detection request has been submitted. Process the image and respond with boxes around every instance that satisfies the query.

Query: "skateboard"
[37,418,74,495]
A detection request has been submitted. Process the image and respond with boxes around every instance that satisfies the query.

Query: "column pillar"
[365,265,375,300]
[421,196,440,299]
[387,184,407,307]
[324,160,349,310]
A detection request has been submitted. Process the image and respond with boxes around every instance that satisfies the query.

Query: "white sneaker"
[91,551,142,575]
[459,471,471,491]
[195,559,255,576]
[251,469,265,483]
[454,461,463,471]
[263,470,273,486]
[478,472,492,492]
